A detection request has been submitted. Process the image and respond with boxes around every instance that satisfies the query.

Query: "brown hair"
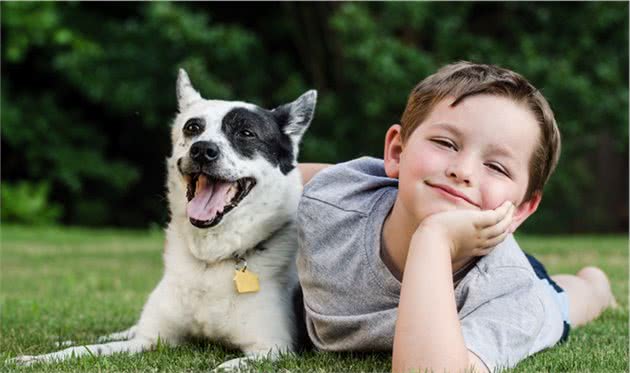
[400,61,561,202]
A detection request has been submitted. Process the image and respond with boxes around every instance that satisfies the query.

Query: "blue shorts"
[525,253,571,343]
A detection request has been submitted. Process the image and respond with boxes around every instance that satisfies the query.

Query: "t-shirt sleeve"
[296,157,401,352]
[458,269,546,372]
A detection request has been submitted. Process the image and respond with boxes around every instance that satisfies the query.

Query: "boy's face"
[384,94,542,232]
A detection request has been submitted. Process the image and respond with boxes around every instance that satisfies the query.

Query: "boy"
[296,62,616,372]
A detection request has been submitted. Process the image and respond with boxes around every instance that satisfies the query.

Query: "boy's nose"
[446,161,474,185]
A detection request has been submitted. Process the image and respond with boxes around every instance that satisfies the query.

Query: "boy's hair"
[400,61,561,202]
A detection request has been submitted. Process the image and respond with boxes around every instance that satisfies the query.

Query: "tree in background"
[2,2,627,232]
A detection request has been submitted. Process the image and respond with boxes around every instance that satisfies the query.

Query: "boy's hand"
[415,201,514,263]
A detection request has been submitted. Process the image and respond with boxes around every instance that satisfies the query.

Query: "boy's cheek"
[476,184,512,211]
[479,198,504,211]
[401,182,436,222]
[479,196,499,210]
[480,196,517,211]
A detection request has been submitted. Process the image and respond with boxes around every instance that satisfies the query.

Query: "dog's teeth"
[223,185,233,204]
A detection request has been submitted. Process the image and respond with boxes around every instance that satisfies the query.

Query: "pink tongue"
[187,176,232,222]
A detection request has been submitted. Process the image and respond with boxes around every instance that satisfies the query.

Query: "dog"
[11,69,316,370]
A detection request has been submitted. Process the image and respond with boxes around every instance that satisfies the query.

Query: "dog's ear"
[176,69,202,111]
[272,90,317,143]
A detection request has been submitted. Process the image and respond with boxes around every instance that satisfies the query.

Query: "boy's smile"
[384,94,542,231]
[424,181,481,208]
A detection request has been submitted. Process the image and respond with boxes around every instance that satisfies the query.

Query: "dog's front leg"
[96,324,138,343]
[10,337,161,366]
[54,324,138,348]
[10,280,185,366]
[10,320,181,367]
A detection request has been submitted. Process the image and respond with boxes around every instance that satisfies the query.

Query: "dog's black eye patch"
[222,107,295,174]
[183,118,205,137]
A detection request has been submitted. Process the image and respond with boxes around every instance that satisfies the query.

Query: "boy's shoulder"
[302,156,397,215]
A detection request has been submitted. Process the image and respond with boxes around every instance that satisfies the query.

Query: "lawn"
[1,225,627,372]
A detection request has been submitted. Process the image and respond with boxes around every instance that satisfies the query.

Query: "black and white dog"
[12,69,316,370]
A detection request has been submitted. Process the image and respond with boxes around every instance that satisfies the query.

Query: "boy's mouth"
[425,181,480,208]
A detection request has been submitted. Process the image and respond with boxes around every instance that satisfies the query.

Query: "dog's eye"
[238,130,255,138]
[183,119,204,136]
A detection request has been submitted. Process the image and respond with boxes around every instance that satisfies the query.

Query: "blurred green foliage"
[1,181,61,225]
[1,2,627,232]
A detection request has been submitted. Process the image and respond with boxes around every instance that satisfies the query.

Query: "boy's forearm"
[392,229,471,373]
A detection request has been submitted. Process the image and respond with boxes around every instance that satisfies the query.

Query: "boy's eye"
[486,162,510,177]
[431,139,457,150]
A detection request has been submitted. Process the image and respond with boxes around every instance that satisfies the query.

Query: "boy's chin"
[436,201,478,212]
[415,203,478,221]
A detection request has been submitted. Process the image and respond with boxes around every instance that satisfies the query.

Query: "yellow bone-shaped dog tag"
[233,269,260,294]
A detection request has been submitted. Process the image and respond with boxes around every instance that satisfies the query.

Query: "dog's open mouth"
[185,174,256,228]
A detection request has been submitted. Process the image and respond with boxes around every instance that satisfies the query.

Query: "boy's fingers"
[474,210,501,228]
[475,201,513,228]
[488,230,510,247]
[475,231,510,254]
[496,201,514,220]
[481,204,514,239]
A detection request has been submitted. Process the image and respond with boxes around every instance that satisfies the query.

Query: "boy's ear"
[384,124,403,178]
[509,192,542,233]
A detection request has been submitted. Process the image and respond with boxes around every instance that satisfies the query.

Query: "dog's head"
[168,69,316,231]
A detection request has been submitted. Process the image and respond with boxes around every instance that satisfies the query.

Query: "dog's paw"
[7,355,41,367]
[213,357,252,372]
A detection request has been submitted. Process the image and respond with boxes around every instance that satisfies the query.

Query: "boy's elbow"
[392,361,466,373]
[392,351,488,373]
[298,163,331,185]
[466,350,490,373]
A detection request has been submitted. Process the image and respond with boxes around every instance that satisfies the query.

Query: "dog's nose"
[190,141,220,163]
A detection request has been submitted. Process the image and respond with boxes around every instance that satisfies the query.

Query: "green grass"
[1,225,627,372]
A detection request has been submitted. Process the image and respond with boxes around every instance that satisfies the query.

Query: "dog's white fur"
[11,70,316,370]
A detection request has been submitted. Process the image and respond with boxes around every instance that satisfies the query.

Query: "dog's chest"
[174,264,245,338]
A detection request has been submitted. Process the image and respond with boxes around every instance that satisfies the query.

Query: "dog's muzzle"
[190,141,220,164]
[178,142,257,229]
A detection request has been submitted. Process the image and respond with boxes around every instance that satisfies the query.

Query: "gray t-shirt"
[296,157,565,371]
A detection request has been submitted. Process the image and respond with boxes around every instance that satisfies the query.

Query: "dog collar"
[232,256,260,294]
[230,222,290,294]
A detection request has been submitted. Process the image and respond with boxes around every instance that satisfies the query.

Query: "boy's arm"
[392,203,513,373]
[392,228,489,373]
[298,163,331,185]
